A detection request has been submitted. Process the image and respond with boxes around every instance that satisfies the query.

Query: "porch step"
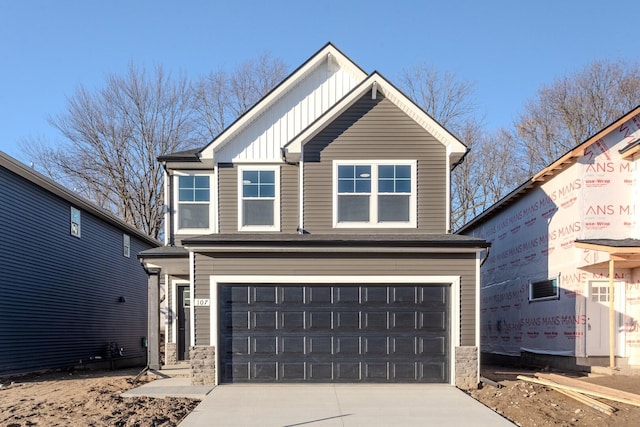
[158,364,191,378]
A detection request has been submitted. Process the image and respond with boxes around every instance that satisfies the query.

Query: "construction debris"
[516,372,640,416]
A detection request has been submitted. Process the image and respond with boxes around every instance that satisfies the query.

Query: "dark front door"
[219,284,450,383]
[177,285,191,361]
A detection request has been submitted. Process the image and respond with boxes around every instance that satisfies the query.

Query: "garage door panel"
[420,337,446,355]
[219,284,450,383]
[392,362,417,380]
[251,311,276,329]
[391,287,416,304]
[307,336,332,355]
[363,336,388,356]
[336,362,360,380]
[308,363,333,380]
[419,312,446,331]
[363,286,388,303]
[335,311,360,330]
[308,311,332,330]
[252,286,276,303]
[252,336,277,355]
[280,311,304,330]
[280,362,305,380]
[364,362,388,380]
[420,286,447,303]
[363,311,388,329]
[253,362,277,380]
[281,286,304,304]
[392,337,416,355]
[280,336,305,355]
[308,286,331,304]
[390,311,416,329]
[335,336,360,355]
[335,286,359,303]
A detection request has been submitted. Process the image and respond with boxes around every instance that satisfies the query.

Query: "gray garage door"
[219,284,449,383]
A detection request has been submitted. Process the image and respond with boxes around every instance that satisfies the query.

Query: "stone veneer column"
[190,346,216,385]
[455,346,479,390]
[165,343,177,365]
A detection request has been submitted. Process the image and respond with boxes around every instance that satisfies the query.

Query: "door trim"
[210,275,461,386]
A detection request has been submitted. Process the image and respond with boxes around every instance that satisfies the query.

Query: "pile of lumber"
[517,372,640,416]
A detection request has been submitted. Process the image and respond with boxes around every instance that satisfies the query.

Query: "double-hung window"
[238,166,280,231]
[334,160,416,227]
[177,174,211,231]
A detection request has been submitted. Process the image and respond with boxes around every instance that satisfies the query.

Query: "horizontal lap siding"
[198,252,476,346]
[218,164,298,234]
[304,94,447,233]
[0,167,154,375]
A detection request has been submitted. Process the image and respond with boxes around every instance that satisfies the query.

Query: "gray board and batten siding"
[190,250,478,349]
[303,94,447,233]
[0,152,158,375]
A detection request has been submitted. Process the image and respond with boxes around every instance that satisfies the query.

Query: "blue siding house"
[0,152,159,375]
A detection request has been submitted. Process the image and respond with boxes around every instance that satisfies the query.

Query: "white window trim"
[332,160,417,228]
[237,165,281,232]
[70,206,81,238]
[529,275,560,302]
[173,171,215,235]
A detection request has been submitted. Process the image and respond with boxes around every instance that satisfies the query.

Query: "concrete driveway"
[178,384,514,426]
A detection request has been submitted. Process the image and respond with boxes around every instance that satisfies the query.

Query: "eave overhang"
[182,233,489,254]
[575,239,640,270]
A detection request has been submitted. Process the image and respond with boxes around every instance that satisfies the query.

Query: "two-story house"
[139,43,488,388]
[459,107,640,372]
[1,152,159,375]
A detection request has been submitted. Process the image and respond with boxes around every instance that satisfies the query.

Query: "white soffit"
[200,44,367,162]
[285,72,467,159]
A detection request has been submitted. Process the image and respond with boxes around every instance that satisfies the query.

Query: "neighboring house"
[0,152,159,376]
[459,107,640,371]
[139,43,489,388]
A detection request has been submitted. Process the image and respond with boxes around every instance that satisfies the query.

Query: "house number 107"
[195,299,210,307]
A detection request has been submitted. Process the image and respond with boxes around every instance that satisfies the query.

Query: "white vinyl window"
[175,173,214,233]
[238,166,280,231]
[333,160,416,228]
[529,277,559,302]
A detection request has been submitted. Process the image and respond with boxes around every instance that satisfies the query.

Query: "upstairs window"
[70,206,81,237]
[334,160,416,228]
[238,166,280,231]
[177,175,211,230]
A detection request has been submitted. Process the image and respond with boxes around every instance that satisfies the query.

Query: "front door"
[177,285,191,361]
[586,280,622,356]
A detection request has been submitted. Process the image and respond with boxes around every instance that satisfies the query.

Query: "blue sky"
[1,0,636,161]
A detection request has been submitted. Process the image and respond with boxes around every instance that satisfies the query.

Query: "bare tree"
[23,64,201,239]
[194,53,288,141]
[513,58,640,173]
[22,54,288,239]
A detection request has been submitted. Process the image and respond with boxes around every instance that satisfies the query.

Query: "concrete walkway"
[178,384,515,426]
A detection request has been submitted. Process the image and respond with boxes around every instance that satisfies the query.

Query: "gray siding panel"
[303,94,447,234]
[0,167,155,375]
[198,252,476,346]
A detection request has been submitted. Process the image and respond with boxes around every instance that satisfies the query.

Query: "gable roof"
[0,151,159,247]
[458,105,640,233]
[199,42,368,160]
[284,71,468,165]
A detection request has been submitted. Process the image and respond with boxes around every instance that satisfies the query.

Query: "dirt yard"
[470,366,640,426]
[2,365,640,426]
[0,368,199,426]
